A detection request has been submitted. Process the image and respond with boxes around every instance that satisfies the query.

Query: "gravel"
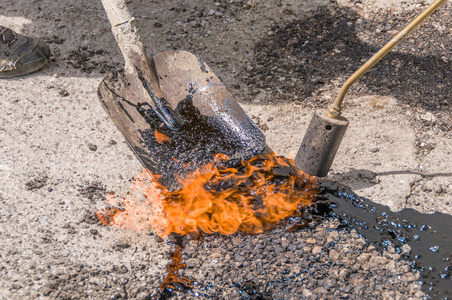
[156,220,424,299]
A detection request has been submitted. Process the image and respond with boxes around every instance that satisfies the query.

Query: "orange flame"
[97,153,319,238]
[159,245,194,290]
[154,129,171,143]
[95,176,169,236]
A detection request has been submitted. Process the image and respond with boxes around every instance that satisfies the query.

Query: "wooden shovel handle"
[100,0,164,97]
[100,0,133,26]
[100,0,150,72]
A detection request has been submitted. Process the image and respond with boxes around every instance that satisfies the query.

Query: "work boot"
[0,26,52,78]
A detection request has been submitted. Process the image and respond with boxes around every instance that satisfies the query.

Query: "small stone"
[312,246,323,255]
[41,286,53,296]
[25,174,48,190]
[69,292,81,298]
[370,147,379,153]
[419,112,436,122]
[260,124,269,131]
[108,139,117,145]
[401,244,411,255]
[434,186,444,193]
[306,237,316,244]
[87,143,97,151]
[329,249,340,261]
[302,288,313,297]
[369,256,388,266]
[114,239,130,249]
[327,231,340,242]
[356,253,371,263]
[208,9,216,16]
[67,228,77,234]
[302,246,311,254]
[136,292,151,300]
[59,89,69,97]
[313,286,327,294]
[281,239,289,250]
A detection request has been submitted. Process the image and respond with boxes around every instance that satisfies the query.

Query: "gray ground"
[0,0,451,299]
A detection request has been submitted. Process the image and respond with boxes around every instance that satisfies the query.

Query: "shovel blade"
[98,50,266,191]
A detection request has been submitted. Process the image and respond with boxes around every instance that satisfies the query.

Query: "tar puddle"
[321,181,451,299]
[98,156,451,299]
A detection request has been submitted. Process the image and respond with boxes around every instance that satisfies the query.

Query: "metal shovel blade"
[98,50,266,191]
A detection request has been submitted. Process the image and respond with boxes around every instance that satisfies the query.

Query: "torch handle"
[327,0,448,118]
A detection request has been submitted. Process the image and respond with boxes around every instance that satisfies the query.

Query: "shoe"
[0,26,52,78]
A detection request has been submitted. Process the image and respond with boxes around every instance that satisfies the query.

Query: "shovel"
[98,0,266,191]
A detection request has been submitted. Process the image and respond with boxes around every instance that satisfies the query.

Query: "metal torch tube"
[295,109,349,177]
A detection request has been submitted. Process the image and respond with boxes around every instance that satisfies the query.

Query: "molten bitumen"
[322,181,451,299]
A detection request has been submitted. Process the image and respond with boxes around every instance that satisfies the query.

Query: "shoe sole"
[0,56,52,79]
